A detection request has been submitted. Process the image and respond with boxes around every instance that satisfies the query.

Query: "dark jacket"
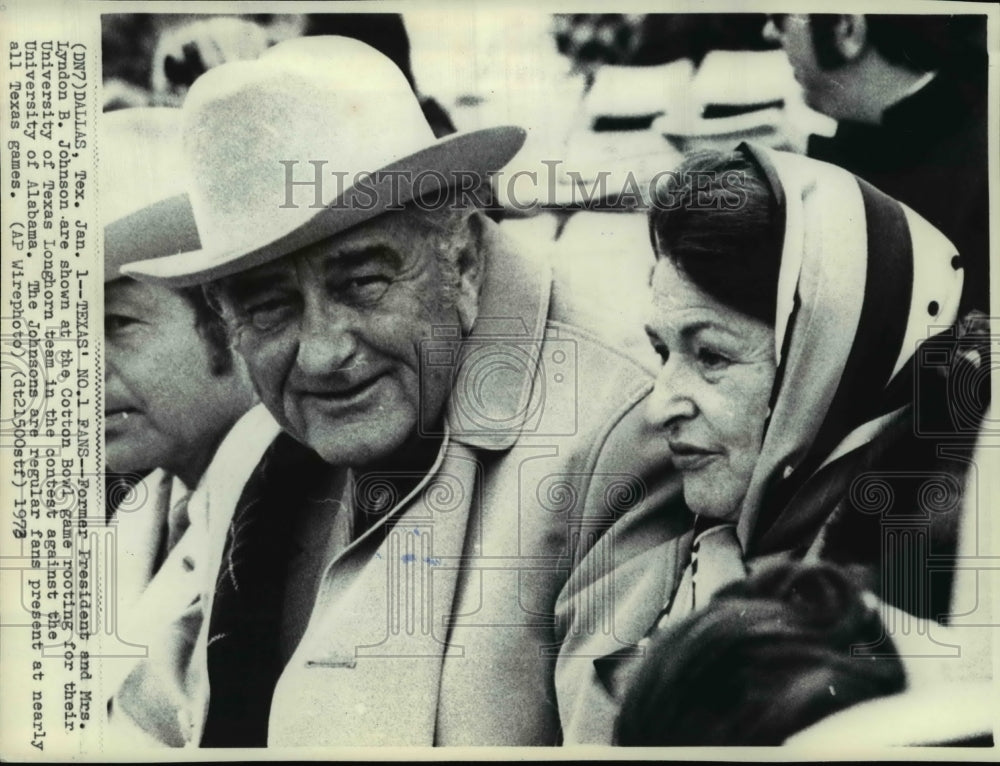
[808,64,990,314]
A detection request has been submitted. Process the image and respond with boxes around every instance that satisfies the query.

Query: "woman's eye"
[697,347,730,370]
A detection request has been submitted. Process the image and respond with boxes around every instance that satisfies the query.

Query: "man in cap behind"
[100,108,278,746]
[125,36,682,747]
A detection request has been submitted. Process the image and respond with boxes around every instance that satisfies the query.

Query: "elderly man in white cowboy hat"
[101,108,280,746]
[125,35,680,748]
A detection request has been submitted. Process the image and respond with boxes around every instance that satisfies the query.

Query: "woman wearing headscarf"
[554,142,986,745]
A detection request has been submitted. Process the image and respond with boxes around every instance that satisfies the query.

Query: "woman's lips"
[669,443,720,471]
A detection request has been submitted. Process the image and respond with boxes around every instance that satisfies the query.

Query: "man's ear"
[834,15,868,63]
[454,211,486,333]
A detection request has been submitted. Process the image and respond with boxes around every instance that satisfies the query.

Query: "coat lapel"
[555,496,692,744]
[104,470,176,703]
[446,219,551,451]
[267,440,479,746]
[114,469,172,616]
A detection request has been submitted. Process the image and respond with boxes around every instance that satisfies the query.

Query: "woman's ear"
[454,211,486,333]
[834,15,868,63]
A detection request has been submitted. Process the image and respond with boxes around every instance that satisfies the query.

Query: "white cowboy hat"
[123,35,527,288]
[101,107,200,282]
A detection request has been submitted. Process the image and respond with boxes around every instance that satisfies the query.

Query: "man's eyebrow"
[104,278,148,309]
[224,268,293,299]
[322,244,402,273]
[105,277,140,300]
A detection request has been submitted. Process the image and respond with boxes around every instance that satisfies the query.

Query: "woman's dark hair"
[615,561,905,746]
[649,149,781,325]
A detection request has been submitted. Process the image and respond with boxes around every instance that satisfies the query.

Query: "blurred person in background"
[102,107,256,579]
[763,13,989,314]
[553,13,777,82]
[102,12,455,137]
[556,143,988,743]
[101,108,276,746]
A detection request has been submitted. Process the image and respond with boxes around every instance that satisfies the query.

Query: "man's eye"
[105,314,142,336]
[335,275,390,305]
[697,347,730,371]
[247,300,296,332]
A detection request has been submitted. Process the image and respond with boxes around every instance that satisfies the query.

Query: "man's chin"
[105,437,156,478]
[106,456,157,478]
[306,426,412,469]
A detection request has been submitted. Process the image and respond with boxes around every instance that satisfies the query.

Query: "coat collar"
[445,219,552,452]
[113,469,173,609]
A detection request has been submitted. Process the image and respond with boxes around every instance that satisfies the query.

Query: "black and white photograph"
[0,1,997,758]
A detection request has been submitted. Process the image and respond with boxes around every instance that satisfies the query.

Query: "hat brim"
[104,194,201,282]
[122,125,526,287]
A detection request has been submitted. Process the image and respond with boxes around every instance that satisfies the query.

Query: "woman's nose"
[645,365,698,431]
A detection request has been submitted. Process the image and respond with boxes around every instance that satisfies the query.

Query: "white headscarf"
[733,143,964,559]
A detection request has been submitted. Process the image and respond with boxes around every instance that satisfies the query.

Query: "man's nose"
[645,364,698,431]
[294,301,357,377]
